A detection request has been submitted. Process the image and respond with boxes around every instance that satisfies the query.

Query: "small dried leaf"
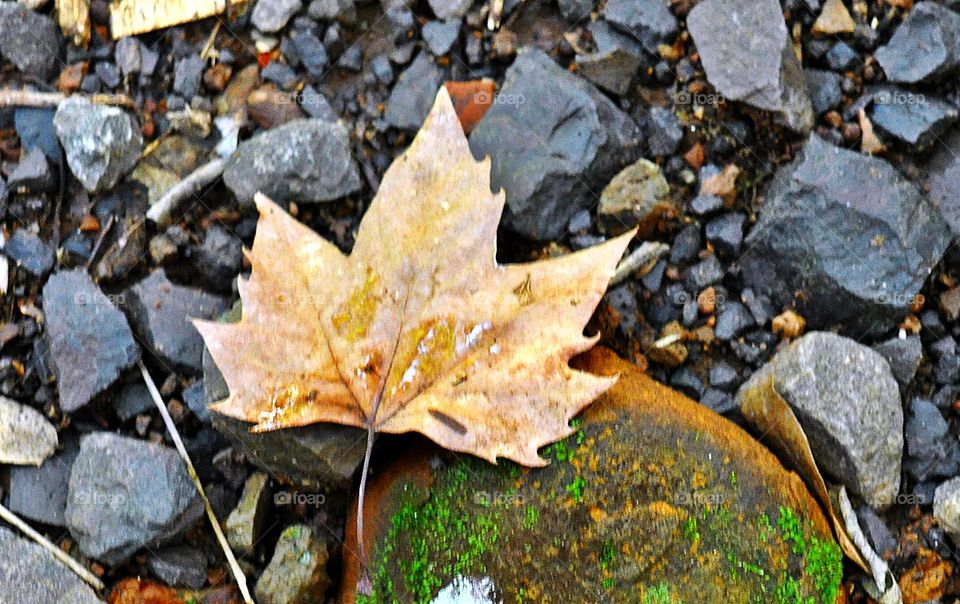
[196,88,633,466]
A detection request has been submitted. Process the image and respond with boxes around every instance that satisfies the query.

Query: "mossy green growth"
[643,582,674,604]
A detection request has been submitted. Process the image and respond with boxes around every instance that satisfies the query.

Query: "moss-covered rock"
[341,348,844,603]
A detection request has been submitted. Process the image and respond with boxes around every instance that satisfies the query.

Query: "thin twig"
[0,89,136,110]
[84,215,115,273]
[138,360,254,604]
[146,157,226,227]
[0,502,105,591]
[610,241,670,286]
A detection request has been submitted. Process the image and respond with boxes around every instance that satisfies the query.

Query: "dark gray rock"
[298,85,339,121]
[14,108,58,162]
[54,98,142,193]
[875,2,960,84]
[428,0,471,19]
[7,432,79,527]
[685,255,723,291]
[470,48,640,240]
[122,270,229,374]
[173,55,205,98]
[146,545,207,589]
[856,506,897,557]
[370,55,394,84]
[115,37,141,76]
[5,230,54,277]
[193,224,243,293]
[737,332,902,509]
[290,30,329,78]
[7,147,54,193]
[670,224,701,264]
[112,382,153,422]
[872,334,922,390]
[66,433,203,565]
[714,301,753,341]
[925,128,960,237]
[422,19,461,56]
[224,118,360,206]
[700,388,736,414]
[44,270,140,413]
[183,380,210,422]
[705,212,745,257]
[559,0,593,21]
[740,135,950,337]
[0,527,100,604]
[95,62,121,89]
[262,61,299,89]
[252,0,302,32]
[308,0,356,22]
[385,51,442,130]
[211,412,365,491]
[642,106,682,156]
[0,4,60,80]
[904,398,960,482]
[868,89,958,148]
[604,0,677,53]
[690,193,723,216]
[825,41,858,71]
[687,0,813,133]
[709,360,738,391]
[804,69,842,115]
[575,20,645,96]
[670,367,705,398]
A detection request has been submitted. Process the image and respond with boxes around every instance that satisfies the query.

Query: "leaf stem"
[356,426,377,595]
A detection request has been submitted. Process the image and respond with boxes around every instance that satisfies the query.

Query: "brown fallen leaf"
[195,88,633,589]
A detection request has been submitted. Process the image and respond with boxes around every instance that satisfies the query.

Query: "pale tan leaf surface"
[195,88,633,466]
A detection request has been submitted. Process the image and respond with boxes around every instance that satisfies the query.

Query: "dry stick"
[138,360,254,604]
[610,241,670,286]
[146,157,226,227]
[0,89,136,109]
[0,502,105,591]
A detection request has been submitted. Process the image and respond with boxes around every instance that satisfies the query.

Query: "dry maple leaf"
[194,87,633,587]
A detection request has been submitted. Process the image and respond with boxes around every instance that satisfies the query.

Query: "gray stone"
[0,3,60,79]
[66,432,203,564]
[211,412,365,491]
[14,108,58,162]
[224,118,360,206]
[714,301,753,341]
[856,505,897,557]
[875,2,960,84]
[95,62,121,89]
[262,61,298,89]
[146,545,207,589]
[740,135,950,337]
[0,396,57,466]
[7,147,54,193]
[252,0,303,32]
[690,193,723,215]
[685,255,723,291]
[385,51,442,130]
[709,360,738,391]
[122,269,229,374]
[307,0,355,21]
[575,21,645,96]
[255,525,331,604]
[687,0,813,133]
[735,332,903,509]
[422,19,461,56]
[700,388,736,414]
[115,37,141,76]
[54,97,143,193]
[112,382,153,422]
[290,30,328,78]
[934,477,960,536]
[427,0,472,20]
[825,41,858,71]
[226,472,272,557]
[370,55,394,84]
[926,128,960,237]
[183,380,209,422]
[904,398,960,482]
[44,270,139,413]
[559,0,593,21]
[470,48,640,240]
[4,230,54,277]
[0,527,100,604]
[298,85,339,121]
[604,0,677,53]
[193,224,243,292]
[872,334,922,390]
[642,106,682,156]
[174,55,205,98]
[669,225,700,263]
[7,432,79,526]
[804,69,842,115]
[868,88,958,148]
[705,212,745,257]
